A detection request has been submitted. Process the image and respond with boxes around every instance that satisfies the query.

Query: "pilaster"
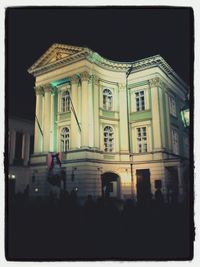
[88,74,94,147]
[71,75,80,149]
[34,86,44,153]
[119,83,129,153]
[93,75,100,149]
[149,78,162,151]
[50,86,55,152]
[80,71,90,148]
[43,84,51,152]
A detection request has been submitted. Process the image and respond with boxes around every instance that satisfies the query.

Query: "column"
[34,86,44,153]
[88,75,94,147]
[43,84,51,152]
[93,76,100,149]
[49,87,55,152]
[80,71,89,148]
[71,75,80,149]
[149,78,162,151]
[119,83,129,152]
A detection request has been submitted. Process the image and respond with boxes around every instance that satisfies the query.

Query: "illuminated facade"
[28,43,189,202]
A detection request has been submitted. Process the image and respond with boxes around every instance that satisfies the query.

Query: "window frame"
[103,125,114,152]
[103,88,113,111]
[168,95,177,117]
[60,127,70,152]
[136,126,148,153]
[61,90,71,113]
[135,90,145,112]
[171,128,179,155]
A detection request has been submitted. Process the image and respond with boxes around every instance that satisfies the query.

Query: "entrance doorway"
[101,172,120,198]
[136,169,151,204]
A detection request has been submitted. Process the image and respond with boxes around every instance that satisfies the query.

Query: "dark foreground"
[6,193,193,261]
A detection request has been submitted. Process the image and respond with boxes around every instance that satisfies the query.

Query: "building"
[28,43,189,203]
[8,117,34,194]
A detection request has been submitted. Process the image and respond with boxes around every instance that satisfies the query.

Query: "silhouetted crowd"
[7,190,192,260]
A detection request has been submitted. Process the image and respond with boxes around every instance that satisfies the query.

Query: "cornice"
[28,43,188,90]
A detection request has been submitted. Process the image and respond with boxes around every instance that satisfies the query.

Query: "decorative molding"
[34,86,44,96]
[43,84,51,93]
[80,71,90,81]
[50,86,57,95]
[93,75,100,85]
[71,74,79,84]
[118,83,125,92]
[149,77,166,88]
[28,43,188,90]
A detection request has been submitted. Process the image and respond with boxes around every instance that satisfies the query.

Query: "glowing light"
[35,188,39,192]
[181,107,190,128]
[50,78,70,87]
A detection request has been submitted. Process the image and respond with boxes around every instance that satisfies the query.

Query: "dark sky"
[6,7,193,121]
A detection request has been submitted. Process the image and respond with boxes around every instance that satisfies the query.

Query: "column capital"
[149,77,165,88]
[80,71,90,81]
[71,74,79,84]
[93,75,100,85]
[43,84,52,93]
[50,86,57,95]
[118,83,126,91]
[34,86,44,96]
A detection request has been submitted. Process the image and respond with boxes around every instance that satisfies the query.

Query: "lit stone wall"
[28,44,189,202]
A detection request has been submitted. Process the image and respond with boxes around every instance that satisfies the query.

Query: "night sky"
[6,7,193,121]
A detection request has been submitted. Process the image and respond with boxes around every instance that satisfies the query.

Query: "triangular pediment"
[47,51,70,64]
[28,43,87,75]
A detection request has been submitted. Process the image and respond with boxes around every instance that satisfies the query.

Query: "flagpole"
[69,95,81,133]
[35,114,43,137]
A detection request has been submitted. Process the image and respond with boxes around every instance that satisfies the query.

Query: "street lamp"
[180,94,190,128]
[126,65,134,199]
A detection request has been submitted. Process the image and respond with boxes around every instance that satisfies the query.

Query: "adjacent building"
[28,43,189,203]
[8,117,34,194]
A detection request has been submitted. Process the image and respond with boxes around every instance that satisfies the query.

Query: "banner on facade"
[47,152,62,187]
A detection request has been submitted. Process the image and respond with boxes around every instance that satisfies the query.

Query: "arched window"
[104,126,114,152]
[103,89,112,110]
[61,91,70,112]
[60,127,70,152]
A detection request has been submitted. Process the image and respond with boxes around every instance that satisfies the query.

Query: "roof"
[28,43,188,89]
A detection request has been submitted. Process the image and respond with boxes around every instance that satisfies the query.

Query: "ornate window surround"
[171,127,179,155]
[168,94,177,117]
[103,125,114,153]
[60,127,70,152]
[58,83,71,113]
[103,88,113,111]
[130,85,150,112]
[131,120,152,153]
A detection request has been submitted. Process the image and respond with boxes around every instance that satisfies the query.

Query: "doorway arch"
[101,172,120,198]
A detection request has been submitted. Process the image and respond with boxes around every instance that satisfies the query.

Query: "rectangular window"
[135,91,145,111]
[137,127,147,153]
[169,95,177,116]
[171,129,179,154]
